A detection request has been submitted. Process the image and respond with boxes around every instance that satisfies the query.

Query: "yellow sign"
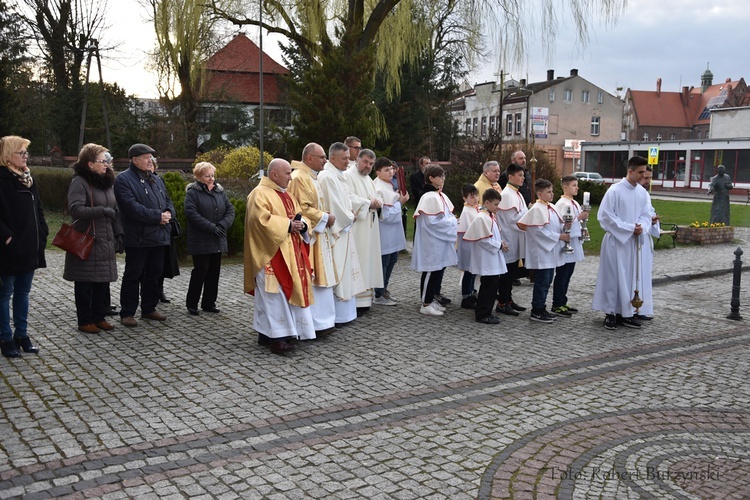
[648,147,659,165]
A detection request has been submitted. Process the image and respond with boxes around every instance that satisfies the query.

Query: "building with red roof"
[624,68,747,142]
[197,33,292,148]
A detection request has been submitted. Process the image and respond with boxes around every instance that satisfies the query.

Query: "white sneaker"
[431,300,447,312]
[383,290,397,302]
[373,296,397,306]
[420,303,444,316]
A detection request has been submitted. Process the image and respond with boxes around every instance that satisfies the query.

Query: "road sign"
[648,147,659,165]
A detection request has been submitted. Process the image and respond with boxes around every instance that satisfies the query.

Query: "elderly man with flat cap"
[114,143,176,327]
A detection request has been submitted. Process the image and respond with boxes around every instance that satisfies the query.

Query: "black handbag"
[170,219,183,239]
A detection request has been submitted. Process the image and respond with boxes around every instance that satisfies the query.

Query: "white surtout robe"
[344,168,384,307]
[591,179,653,316]
[517,201,565,270]
[463,211,507,276]
[554,196,585,264]
[411,190,458,272]
[318,162,365,323]
[497,185,528,264]
[457,205,480,272]
[373,177,407,255]
[638,198,661,316]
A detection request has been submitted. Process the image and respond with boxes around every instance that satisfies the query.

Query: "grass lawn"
[580,200,750,255]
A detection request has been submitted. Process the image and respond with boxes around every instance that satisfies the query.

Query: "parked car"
[574,171,605,184]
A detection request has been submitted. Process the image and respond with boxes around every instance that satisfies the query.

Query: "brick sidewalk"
[1,233,749,498]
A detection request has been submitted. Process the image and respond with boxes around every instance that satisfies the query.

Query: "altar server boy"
[463,189,508,324]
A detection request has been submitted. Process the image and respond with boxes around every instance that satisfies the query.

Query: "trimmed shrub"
[214,146,274,181]
[32,167,74,212]
[227,197,246,256]
[161,172,188,258]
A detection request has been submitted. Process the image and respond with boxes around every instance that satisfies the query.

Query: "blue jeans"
[531,268,554,310]
[0,271,35,341]
[375,252,399,297]
[552,262,576,309]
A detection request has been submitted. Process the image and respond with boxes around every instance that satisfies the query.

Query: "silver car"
[573,172,605,184]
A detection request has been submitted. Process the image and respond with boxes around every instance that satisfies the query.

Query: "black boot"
[1,339,20,358]
[14,335,39,354]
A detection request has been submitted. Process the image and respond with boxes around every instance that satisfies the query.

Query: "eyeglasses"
[14,151,29,157]
[349,146,362,151]
[92,159,110,165]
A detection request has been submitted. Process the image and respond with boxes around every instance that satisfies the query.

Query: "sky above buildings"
[97,0,749,99]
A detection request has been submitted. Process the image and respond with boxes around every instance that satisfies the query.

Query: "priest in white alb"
[343,148,384,314]
[317,142,366,325]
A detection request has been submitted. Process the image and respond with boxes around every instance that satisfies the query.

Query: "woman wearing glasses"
[63,143,123,334]
[0,136,48,358]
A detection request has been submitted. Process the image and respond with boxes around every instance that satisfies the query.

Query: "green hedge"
[33,167,73,212]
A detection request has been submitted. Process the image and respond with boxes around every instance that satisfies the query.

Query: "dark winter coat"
[184,181,235,255]
[0,167,48,276]
[114,164,175,248]
[63,166,123,283]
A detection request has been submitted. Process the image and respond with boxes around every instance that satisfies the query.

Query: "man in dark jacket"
[409,156,430,204]
[114,143,176,327]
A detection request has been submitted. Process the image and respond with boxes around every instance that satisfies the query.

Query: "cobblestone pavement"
[1,230,750,499]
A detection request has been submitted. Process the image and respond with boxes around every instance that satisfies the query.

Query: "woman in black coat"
[0,136,48,358]
[63,144,123,334]
[184,162,235,315]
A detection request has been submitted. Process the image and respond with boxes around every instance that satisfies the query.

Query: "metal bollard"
[727,247,743,321]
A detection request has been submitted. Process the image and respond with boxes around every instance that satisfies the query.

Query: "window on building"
[670,133,676,140]
[597,91,603,104]
[564,89,572,102]
[481,116,487,138]
[590,116,600,136]
[696,131,701,139]
[656,133,662,141]
[489,116,495,134]
[581,90,590,103]
[549,88,555,102]
[643,132,649,141]
[515,113,522,134]
[465,119,471,135]
[473,117,478,136]
[506,114,513,135]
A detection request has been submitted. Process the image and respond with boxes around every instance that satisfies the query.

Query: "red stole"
[269,190,312,306]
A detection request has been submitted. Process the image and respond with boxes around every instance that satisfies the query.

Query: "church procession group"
[0,132,661,359]
[248,136,662,355]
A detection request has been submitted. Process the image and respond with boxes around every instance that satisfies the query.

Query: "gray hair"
[483,160,500,173]
[329,142,348,157]
[358,148,376,160]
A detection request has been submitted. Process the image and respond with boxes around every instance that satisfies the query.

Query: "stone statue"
[708,165,733,225]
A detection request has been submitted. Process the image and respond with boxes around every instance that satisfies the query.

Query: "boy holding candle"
[551,176,588,316]
[517,179,570,323]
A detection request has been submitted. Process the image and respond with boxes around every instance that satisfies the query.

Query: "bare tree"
[146,0,227,155]
[21,0,108,90]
